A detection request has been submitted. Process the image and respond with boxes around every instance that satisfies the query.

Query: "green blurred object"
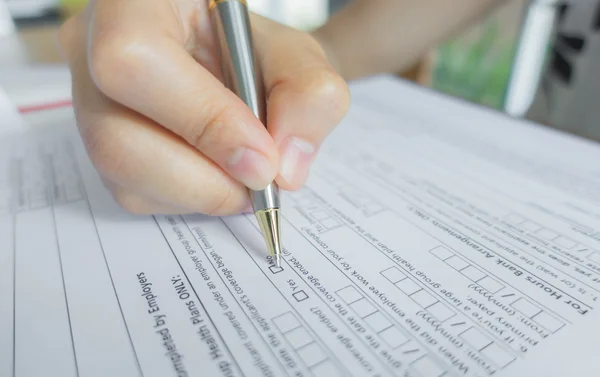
[58,0,88,17]
[430,1,525,110]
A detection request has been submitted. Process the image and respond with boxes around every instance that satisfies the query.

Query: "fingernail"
[228,148,274,190]
[279,137,315,185]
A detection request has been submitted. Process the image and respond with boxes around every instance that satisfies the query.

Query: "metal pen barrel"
[209,0,282,265]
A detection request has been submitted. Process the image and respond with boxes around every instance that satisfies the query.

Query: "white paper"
[3,75,600,377]
[0,86,25,137]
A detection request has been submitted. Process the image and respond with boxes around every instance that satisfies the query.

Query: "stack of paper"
[1,75,600,377]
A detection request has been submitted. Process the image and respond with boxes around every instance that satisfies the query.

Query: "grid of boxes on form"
[272,312,341,377]
[429,246,505,294]
[380,267,456,323]
[286,189,343,232]
[431,245,565,334]
[335,285,448,377]
[458,327,516,369]
[503,212,589,252]
[504,213,600,267]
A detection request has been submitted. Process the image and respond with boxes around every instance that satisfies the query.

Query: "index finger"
[86,0,279,191]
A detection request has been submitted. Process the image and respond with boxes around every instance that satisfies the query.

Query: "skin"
[58,0,501,216]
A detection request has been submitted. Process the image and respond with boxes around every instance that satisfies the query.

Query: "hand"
[58,0,350,216]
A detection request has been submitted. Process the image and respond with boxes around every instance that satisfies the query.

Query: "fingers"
[101,179,192,215]
[61,8,252,216]
[251,14,351,190]
[85,0,279,191]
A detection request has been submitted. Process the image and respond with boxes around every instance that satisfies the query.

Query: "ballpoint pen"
[209,0,282,267]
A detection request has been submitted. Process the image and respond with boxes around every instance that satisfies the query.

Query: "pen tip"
[255,207,282,266]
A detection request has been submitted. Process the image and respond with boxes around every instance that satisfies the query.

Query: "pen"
[209,0,282,267]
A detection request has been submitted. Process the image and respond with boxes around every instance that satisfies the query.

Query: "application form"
[2,76,600,377]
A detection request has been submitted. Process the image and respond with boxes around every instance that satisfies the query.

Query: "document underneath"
[2,76,600,377]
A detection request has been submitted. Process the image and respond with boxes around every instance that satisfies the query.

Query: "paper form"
[2,75,600,377]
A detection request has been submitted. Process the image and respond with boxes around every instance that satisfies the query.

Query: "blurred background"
[0,0,557,118]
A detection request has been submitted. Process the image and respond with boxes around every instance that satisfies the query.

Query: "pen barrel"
[210,0,280,211]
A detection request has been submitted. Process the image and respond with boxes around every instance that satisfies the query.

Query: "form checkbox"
[410,290,437,308]
[587,252,600,265]
[379,326,409,349]
[321,218,342,229]
[297,342,327,367]
[336,286,363,304]
[311,360,342,377]
[533,311,565,333]
[480,343,515,368]
[363,311,391,332]
[395,278,422,295]
[269,265,284,274]
[381,267,407,284]
[273,312,300,333]
[293,290,309,302]
[477,276,504,294]
[445,255,469,271]
[554,236,576,249]
[410,355,446,377]
[426,302,455,322]
[350,298,378,318]
[430,246,453,260]
[311,210,329,220]
[460,327,492,350]
[461,265,486,282]
[510,298,541,318]
[285,327,313,349]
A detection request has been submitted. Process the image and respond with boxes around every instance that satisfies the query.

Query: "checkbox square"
[410,290,437,308]
[285,327,313,349]
[297,342,327,367]
[396,278,421,295]
[273,312,300,333]
[379,326,409,348]
[510,298,541,318]
[293,290,309,302]
[337,286,363,304]
[477,276,504,294]
[461,265,486,282]
[350,298,378,318]
[532,311,565,333]
[363,311,391,332]
[460,327,492,350]
[430,246,453,260]
[270,265,284,274]
[426,302,455,322]
[381,267,407,284]
[480,343,515,368]
[445,256,469,271]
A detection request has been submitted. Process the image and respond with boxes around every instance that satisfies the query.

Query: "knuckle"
[189,104,230,151]
[205,185,234,216]
[306,68,350,118]
[89,30,148,96]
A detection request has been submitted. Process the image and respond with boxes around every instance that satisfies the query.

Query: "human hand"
[58,0,349,215]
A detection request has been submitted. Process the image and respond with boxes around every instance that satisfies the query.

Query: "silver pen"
[209,0,282,267]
